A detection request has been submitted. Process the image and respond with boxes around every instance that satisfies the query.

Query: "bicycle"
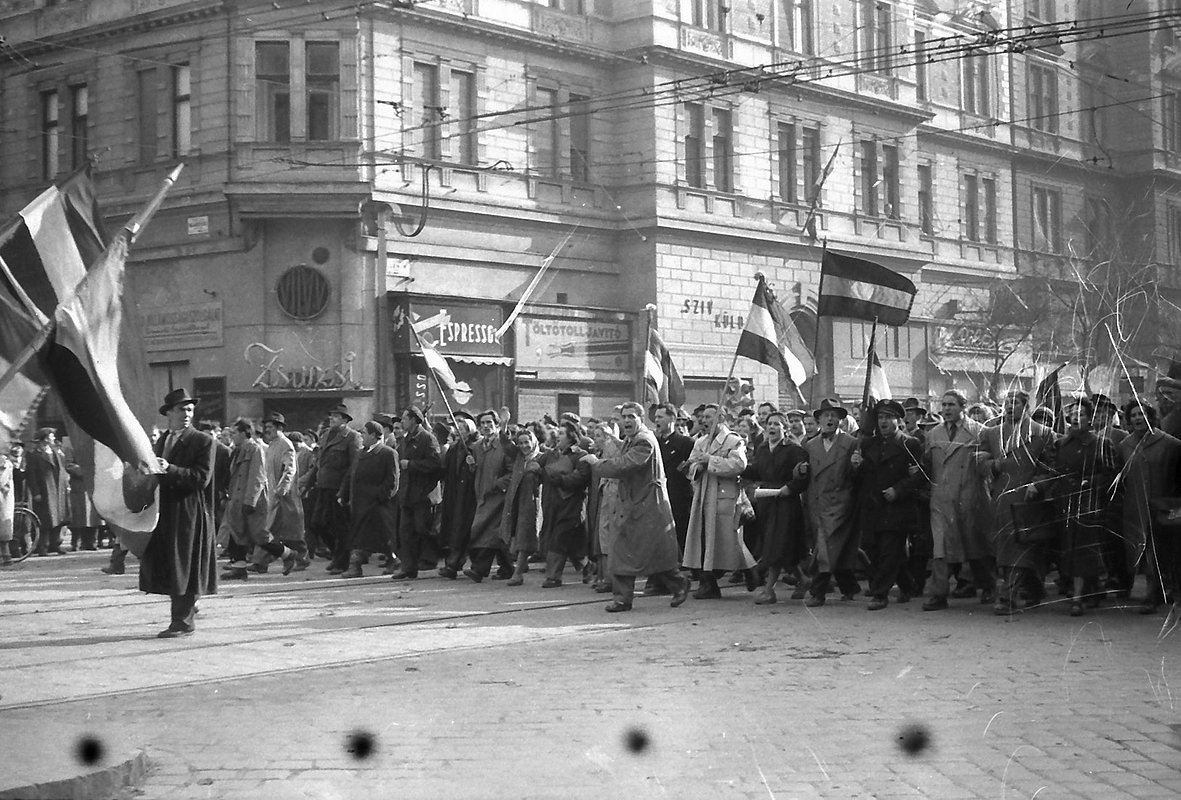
[9,502,41,563]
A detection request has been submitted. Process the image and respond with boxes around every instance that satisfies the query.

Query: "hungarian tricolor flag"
[819,250,917,326]
[736,275,815,387]
[644,323,685,406]
[0,167,171,538]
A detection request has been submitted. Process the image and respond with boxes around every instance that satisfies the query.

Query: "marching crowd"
[4,377,1181,634]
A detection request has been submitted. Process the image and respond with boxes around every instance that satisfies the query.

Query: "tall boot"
[101,545,127,575]
[341,549,364,579]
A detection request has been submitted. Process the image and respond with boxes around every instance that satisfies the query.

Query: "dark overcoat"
[469,434,515,550]
[857,430,927,535]
[740,439,808,569]
[344,442,399,553]
[538,446,591,558]
[503,455,542,555]
[801,431,860,573]
[26,444,67,530]
[439,435,478,555]
[397,426,442,508]
[977,416,1056,569]
[139,426,216,598]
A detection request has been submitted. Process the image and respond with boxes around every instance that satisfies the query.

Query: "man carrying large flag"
[735,273,815,389]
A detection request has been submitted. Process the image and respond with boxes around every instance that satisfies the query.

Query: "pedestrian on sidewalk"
[582,401,689,612]
[139,389,217,638]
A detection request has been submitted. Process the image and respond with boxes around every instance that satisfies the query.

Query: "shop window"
[193,376,226,427]
[276,265,331,320]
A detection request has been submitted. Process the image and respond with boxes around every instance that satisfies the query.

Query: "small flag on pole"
[819,250,917,326]
[416,333,473,406]
[736,274,815,387]
[868,346,891,403]
[1035,362,1065,434]
[644,322,685,406]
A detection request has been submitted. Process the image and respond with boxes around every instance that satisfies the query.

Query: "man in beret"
[390,406,442,580]
[854,399,927,611]
[140,389,217,637]
[304,403,361,574]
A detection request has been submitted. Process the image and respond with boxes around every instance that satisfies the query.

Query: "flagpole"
[720,274,760,406]
[643,303,656,404]
[0,164,185,397]
[810,239,828,407]
[408,324,469,455]
[860,317,879,416]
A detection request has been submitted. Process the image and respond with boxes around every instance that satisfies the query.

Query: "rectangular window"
[569,93,590,181]
[1164,91,1181,153]
[777,122,797,202]
[860,0,892,74]
[691,0,724,31]
[413,62,440,159]
[70,84,88,169]
[712,107,732,193]
[41,90,59,179]
[306,41,339,141]
[982,177,997,244]
[548,0,584,11]
[535,86,560,176]
[172,64,191,157]
[918,163,933,235]
[256,41,290,142]
[1033,185,1062,253]
[915,31,928,101]
[778,0,814,54]
[882,143,899,219]
[859,139,878,217]
[962,55,990,116]
[964,173,979,241]
[138,71,157,163]
[450,69,477,165]
[1030,64,1059,134]
[685,102,705,188]
[801,125,820,202]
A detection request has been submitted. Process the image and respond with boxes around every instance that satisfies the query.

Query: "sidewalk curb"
[0,750,149,800]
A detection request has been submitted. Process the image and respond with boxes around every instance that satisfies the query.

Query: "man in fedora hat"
[139,388,217,637]
[303,403,361,574]
[797,398,862,606]
[855,399,927,611]
[262,412,308,571]
[26,426,68,556]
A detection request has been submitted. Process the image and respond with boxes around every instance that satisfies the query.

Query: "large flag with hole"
[0,168,160,535]
[644,324,685,406]
[736,276,815,387]
[819,250,917,326]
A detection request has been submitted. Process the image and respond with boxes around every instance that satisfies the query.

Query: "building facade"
[1,0,1177,432]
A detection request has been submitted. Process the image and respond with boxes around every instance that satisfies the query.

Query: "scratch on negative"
[748,744,777,800]
[965,681,982,700]
[1031,787,1048,799]
[983,711,1004,739]
[804,744,831,781]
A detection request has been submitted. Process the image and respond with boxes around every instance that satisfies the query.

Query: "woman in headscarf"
[537,421,591,587]
[740,412,808,604]
[504,428,543,586]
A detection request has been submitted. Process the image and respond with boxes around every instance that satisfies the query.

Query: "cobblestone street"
[2,552,1180,799]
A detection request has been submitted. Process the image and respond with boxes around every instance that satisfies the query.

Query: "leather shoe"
[642,583,671,597]
[604,601,632,613]
[101,565,125,575]
[326,565,345,575]
[804,595,825,607]
[922,596,948,611]
[541,578,562,588]
[692,583,722,600]
[437,566,458,579]
[743,570,759,592]
[389,571,417,581]
[670,579,690,608]
[754,588,777,605]
[463,568,483,583]
[594,582,613,594]
[867,597,888,611]
[281,550,297,576]
[157,627,194,638]
[220,569,248,581]
[506,574,524,586]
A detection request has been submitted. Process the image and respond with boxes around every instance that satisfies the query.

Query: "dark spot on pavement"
[624,726,650,754]
[346,730,376,760]
[896,723,930,756]
[76,735,104,765]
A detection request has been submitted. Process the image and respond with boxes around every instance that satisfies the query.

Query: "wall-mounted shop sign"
[677,296,746,330]
[245,343,363,391]
[514,314,632,378]
[391,297,505,356]
[142,301,223,352]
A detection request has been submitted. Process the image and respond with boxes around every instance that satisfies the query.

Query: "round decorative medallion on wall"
[312,246,331,265]
[276,264,331,320]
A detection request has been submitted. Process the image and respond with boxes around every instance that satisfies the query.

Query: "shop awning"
[445,354,513,366]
